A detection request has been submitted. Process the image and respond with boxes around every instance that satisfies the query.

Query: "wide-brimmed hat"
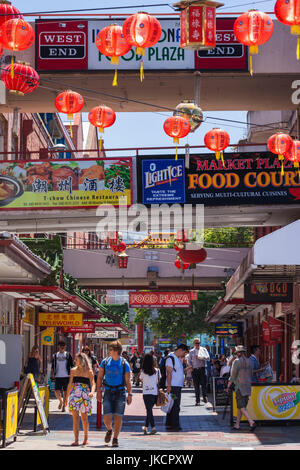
[235,345,246,353]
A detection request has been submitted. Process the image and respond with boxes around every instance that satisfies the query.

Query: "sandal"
[231,426,240,431]
[249,422,257,432]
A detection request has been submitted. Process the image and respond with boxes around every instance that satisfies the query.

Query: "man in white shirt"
[51,341,74,412]
[187,338,210,405]
[165,344,189,431]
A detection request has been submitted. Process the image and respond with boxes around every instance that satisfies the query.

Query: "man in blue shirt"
[97,340,132,448]
[250,345,266,382]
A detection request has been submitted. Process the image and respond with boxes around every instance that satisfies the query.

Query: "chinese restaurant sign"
[0,158,132,210]
[129,292,191,308]
[244,282,293,303]
[38,313,83,327]
[186,152,300,206]
[215,322,243,337]
[233,385,300,422]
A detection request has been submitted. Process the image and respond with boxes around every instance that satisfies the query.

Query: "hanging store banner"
[141,158,186,204]
[244,282,293,303]
[195,17,248,71]
[0,158,132,210]
[129,292,191,308]
[63,322,96,334]
[38,313,83,327]
[232,384,300,422]
[269,316,284,342]
[36,20,88,71]
[186,152,300,206]
[41,327,55,346]
[88,18,194,70]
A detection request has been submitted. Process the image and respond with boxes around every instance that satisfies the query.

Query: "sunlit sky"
[15,0,276,154]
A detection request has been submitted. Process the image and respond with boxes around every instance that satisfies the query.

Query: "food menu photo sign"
[0,158,132,209]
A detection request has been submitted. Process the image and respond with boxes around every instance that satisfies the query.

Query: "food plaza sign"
[129,292,191,308]
[35,18,247,72]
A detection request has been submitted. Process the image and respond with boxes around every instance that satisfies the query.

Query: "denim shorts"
[103,389,126,416]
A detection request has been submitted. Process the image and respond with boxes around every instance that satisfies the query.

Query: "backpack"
[103,357,126,390]
[166,354,176,372]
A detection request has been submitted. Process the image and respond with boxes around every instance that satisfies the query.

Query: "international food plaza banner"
[232,385,300,422]
[138,153,300,206]
[35,18,247,72]
[129,292,191,308]
[0,158,132,210]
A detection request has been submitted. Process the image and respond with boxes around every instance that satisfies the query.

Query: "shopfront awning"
[84,319,131,334]
[225,220,300,302]
[0,233,51,283]
[206,298,272,323]
[0,285,100,317]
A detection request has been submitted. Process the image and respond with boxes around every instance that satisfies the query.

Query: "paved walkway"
[3,387,300,450]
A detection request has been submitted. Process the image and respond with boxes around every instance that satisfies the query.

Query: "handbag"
[156,389,167,406]
[161,393,174,414]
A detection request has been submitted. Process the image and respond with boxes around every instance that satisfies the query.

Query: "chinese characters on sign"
[38,313,83,327]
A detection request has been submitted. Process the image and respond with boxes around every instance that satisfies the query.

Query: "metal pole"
[194,71,201,107]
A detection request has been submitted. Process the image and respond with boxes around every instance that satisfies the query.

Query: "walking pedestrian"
[227,345,257,432]
[140,353,161,435]
[159,349,170,390]
[82,345,99,384]
[130,350,142,386]
[24,345,42,382]
[65,353,95,446]
[51,341,74,412]
[187,338,210,405]
[250,345,267,382]
[165,344,189,431]
[96,340,132,448]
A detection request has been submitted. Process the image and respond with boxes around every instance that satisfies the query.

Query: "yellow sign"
[23,307,35,325]
[36,386,50,426]
[233,385,300,421]
[6,391,18,440]
[41,327,55,346]
[38,313,83,327]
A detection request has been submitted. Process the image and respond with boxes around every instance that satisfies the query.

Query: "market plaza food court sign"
[138,152,300,206]
[35,18,247,72]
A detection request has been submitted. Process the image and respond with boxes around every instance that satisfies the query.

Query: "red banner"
[262,320,276,346]
[269,316,283,342]
[63,322,96,334]
[129,292,191,308]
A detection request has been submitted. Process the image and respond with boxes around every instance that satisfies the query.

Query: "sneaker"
[203,397,208,404]
[104,429,113,444]
[150,427,157,435]
[195,402,200,406]
[142,426,148,435]
[112,438,119,447]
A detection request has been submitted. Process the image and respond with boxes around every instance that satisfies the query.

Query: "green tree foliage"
[133,292,221,343]
[204,227,254,248]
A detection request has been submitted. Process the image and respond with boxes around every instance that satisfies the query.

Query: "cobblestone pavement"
[3,387,300,450]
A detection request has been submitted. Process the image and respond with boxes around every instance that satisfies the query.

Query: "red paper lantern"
[234,11,273,75]
[174,244,181,252]
[96,24,131,86]
[1,18,35,51]
[118,252,128,269]
[123,13,161,81]
[285,140,300,177]
[0,2,22,29]
[88,106,116,132]
[178,248,207,264]
[55,90,84,120]
[1,62,39,95]
[275,0,300,58]
[204,128,230,165]
[164,116,190,160]
[267,133,293,175]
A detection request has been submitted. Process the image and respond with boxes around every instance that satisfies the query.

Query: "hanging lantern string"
[137,47,145,83]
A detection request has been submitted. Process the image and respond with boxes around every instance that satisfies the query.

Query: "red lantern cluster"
[178,248,207,265]
[204,128,230,165]
[1,18,35,51]
[118,252,129,269]
[284,140,300,178]
[1,62,39,95]
[111,241,127,253]
[234,11,273,75]
[174,259,190,270]
[0,3,22,28]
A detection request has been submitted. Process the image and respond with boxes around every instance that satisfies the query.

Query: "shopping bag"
[156,389,167,407]
[161,393,174,414]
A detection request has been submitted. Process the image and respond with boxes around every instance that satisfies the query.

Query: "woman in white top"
[140,353,161,435]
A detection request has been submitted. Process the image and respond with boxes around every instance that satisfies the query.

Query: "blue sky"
[15,0,276,154]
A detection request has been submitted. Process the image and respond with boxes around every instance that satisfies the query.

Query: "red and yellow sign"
[38,313,83,327]
[129,291,191,308]
[233,385,300,421]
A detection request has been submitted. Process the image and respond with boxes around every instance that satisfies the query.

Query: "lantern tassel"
[297,37,300,60]
[70,123,73,139]
[10,56,14,79]
[250,54,253,77]
[281,161,284,176]
[215,151,220,161]
[140,58,144,83]
[175,146,178,161]
[99,137,102,154]
[112,69,118,87]
[220,152,225,167]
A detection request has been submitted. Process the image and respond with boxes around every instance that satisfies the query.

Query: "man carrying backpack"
[159,348,170,390]
[165,344,189,431]
[96,340,132,448]
[51,340,74,412]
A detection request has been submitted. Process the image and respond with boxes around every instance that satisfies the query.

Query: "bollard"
[96,399,102,429]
